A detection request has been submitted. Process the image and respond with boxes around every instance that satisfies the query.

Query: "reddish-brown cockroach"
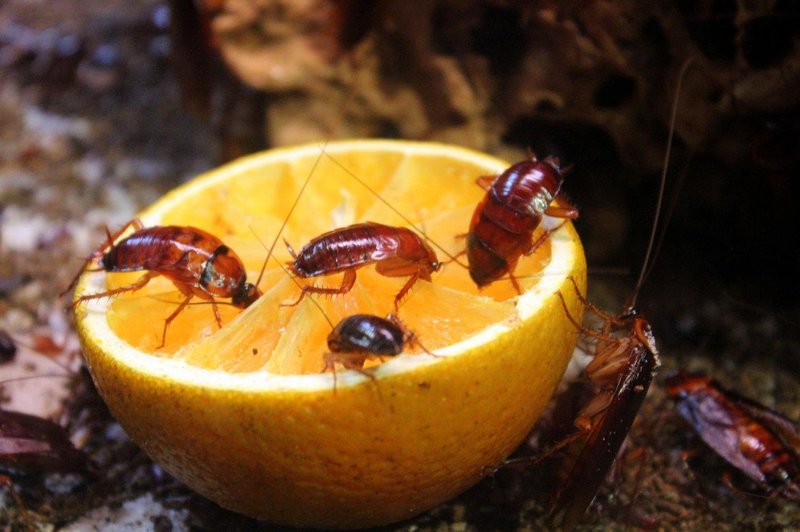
[285,221,441,311]
[548,282,660,528]
[65,219,262,347]
[466,154,579,292]
[503,58,695,529]
[666,371,800,500]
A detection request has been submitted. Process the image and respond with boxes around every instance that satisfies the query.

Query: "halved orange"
[73,140,586,528]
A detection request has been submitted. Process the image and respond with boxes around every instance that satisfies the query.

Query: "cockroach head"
[664,370,696,400]
[232,282,261,308]
[620,305,639,320]
[418,238,441,274]
[542,155,563,173]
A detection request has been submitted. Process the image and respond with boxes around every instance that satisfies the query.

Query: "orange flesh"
[103,151,555,373]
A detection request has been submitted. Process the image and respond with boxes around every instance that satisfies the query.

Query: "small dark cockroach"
[322,313,433,392]
[666,371,800,500]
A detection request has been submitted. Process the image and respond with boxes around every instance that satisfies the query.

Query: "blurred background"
[0,1,798,529]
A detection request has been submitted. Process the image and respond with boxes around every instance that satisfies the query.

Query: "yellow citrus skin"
[73,141,586,528]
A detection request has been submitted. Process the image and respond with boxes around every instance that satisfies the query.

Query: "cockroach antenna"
[629,56,695,308]
[253,140,330,290]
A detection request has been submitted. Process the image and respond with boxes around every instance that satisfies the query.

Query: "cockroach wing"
[0,409,88,475]
[728,391,800,454]
[672,389,769,485]
[551,345,658,531]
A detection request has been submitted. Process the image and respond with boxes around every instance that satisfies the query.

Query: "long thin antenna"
[253,140,329,289]
[0,373,75,385]
[249,227,335,329]
[640,148,694,287]
[323,153,470,269]
[254,64,365,289]
[515,266,631,282]
[629,56,694,307]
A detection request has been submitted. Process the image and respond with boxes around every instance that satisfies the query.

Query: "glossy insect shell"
[552,314,660,529]
[327,314,405,356]
[666,371,800,495]
[290,222,439,278]
[100,226,248,299]
[467,158,564,287]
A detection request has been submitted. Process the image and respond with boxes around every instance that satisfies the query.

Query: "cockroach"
[666,370,800,500]
[326,313,410,365]
[548,281,661,528]
[314,153,472,272]
[65,219,262,347]
[502,58,695,529]
[285,221,441,311]
[323,313,428,389]
[0,408,88,476]
[466,154,579,292]
[0,371,89,526]
[0,408,88,526]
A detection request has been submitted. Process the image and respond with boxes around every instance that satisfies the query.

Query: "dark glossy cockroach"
[666,371,800,500]
[285,221,440,311]
[323,313,426,389]
[467,154,579,292]
[65,219,262,347]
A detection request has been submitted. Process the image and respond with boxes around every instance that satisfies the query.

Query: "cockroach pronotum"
[285,221,441,311]
[466,154,579,292]
[666,371,800,500]
[65,219,262,347]
[502,58,695,529]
